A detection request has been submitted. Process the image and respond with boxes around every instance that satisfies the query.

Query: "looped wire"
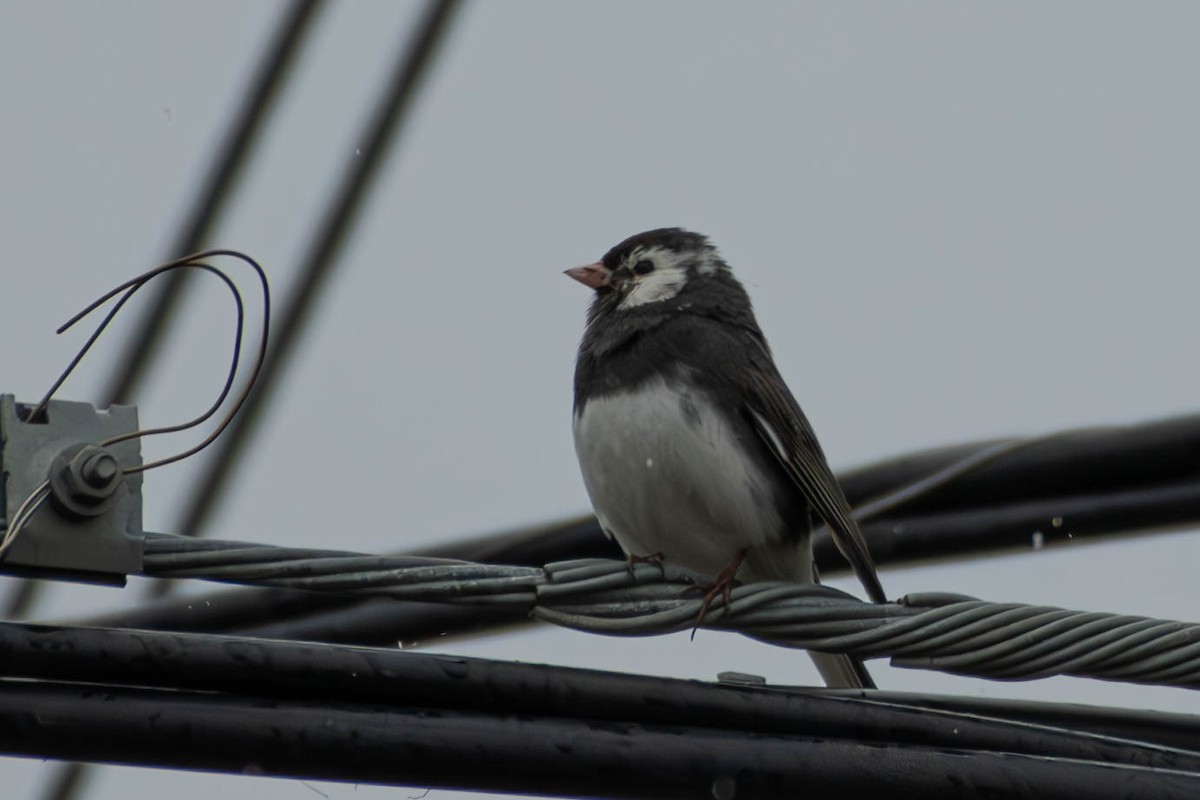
[1,250,270,560]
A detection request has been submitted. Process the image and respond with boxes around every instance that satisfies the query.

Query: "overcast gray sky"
[3,2,1200,798]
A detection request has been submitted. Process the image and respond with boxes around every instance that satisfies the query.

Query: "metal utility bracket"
[0,394,144,585]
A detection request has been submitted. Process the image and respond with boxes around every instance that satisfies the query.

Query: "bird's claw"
[626,551,666,579]
[690,549,747,640]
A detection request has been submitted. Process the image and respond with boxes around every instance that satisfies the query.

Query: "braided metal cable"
[142,531,1200,689]
[143,532,541,604]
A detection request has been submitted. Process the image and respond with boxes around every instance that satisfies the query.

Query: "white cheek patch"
[617,245,713,310]
[619,266,689,308]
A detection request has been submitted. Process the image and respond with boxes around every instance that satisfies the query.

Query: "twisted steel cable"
[141,531,1200,690]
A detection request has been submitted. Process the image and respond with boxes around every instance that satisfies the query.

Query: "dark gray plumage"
[568,228,885,689]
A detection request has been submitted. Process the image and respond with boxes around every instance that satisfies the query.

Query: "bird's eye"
[632,259,655,275]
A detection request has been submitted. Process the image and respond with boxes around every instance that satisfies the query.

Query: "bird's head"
[565,228,727,311]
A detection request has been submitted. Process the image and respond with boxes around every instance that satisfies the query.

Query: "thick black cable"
[2,622,1200,797]
[11,680,1195,800]
[838,413,1200,516]
[158,0,465,581]
[0,619,1195,760]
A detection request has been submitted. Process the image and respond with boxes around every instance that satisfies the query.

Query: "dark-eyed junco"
[567,227,885,689]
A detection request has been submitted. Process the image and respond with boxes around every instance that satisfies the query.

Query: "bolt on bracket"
[0,394,144,585]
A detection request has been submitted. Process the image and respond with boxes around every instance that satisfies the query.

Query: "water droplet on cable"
[711,776,737,800]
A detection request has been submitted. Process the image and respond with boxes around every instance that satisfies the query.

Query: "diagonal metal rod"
[155,0,465,588]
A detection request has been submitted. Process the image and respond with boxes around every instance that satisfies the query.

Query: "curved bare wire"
[27,249,270,474]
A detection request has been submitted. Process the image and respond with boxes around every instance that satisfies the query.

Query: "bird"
[566,227,886,689]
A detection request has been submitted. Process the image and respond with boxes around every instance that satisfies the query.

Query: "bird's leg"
[626,551,665,578]
[691,548,748,639]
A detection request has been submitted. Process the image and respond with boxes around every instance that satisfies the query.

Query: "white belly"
[573,377,809,581]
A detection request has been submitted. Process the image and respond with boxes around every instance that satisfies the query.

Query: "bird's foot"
[691,549,747,640]
[626,551,666,579]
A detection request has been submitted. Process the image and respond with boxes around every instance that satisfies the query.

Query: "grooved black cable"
[7,620,1200,759]
[3,621,1200,797]
[153,0,465,597]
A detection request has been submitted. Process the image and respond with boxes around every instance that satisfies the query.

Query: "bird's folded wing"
[745,372,887,604]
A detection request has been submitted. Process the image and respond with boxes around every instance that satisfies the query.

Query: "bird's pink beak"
[564,261,611,289]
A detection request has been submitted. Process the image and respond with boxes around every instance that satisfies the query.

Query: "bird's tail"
[810,651,875,689]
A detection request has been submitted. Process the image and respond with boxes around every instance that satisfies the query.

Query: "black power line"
[157,0,465,573]
[2,621,1199,798]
